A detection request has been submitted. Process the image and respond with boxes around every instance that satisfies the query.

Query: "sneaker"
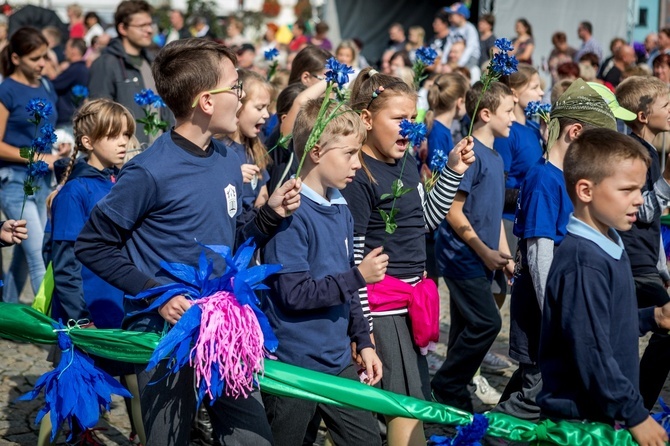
[472,375,502,406]
[426,352,445,376]
[481,352,512,373]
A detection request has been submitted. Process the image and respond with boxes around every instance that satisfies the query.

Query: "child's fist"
[158,295,192,325]
[447,136,476,175]
[267,177,302,218]
[358,246,388,284]
[0,219,27,246]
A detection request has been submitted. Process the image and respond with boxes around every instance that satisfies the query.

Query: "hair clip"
[366,86,385,109]
[369,69,379,76]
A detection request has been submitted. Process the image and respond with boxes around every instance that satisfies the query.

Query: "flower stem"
[19,195,26,220]
[295,84,336,177]
[382,148,411,241]
[467,77,493,137]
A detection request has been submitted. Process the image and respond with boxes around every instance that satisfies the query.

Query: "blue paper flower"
[416,46,438,66]
[134,88,165,108]
[524,101,540,118]
[399,119,428,148]
[429,149,449,172]
[428,413,489,446]
[25,98,53,121]
[264,48,280,61]
[71,85,89,99]
[27,160,50,178]
[491,52,519,76]
[18,322,132,442]
[324,57,355,88]
[494,38,514,52]
[652,398,670,435]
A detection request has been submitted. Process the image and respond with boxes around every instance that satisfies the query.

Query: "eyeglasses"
[126,22,153,30]
[191,79,244,108]
[309,73,325,81]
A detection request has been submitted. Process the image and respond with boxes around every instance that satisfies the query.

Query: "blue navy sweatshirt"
[262,184,373,375]
[538,216,658,427]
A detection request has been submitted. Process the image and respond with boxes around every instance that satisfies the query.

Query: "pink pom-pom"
[191,291,266,399]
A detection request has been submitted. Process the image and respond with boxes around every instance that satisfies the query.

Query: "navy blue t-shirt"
[223,138,269,211]
[436,138,505,280]
[538,217,648,427]
[426,120,454,170]
[0,77,58,170]
[95,132,244,333]
[262,186,356,374]
[509,158,572,363]
[494,121,544,220]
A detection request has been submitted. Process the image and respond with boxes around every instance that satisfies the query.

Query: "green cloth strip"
[0,304,639,445]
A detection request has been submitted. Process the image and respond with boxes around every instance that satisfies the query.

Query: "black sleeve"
[504,187,520,215]
[74,207,159,296]
[268,269,366,314]
[52,240,90,322]
[236,204,284,250]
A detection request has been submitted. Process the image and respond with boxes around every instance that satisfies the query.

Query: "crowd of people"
[2,1,670,446]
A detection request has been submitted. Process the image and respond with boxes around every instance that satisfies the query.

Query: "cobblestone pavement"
[0,279,668,445]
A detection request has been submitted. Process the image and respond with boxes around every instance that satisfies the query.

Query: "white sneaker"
[472,375,502,405]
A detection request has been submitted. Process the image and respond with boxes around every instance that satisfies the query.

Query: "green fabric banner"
[0,303,639,445]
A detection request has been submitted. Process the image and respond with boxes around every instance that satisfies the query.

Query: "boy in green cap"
[493,79,635,420]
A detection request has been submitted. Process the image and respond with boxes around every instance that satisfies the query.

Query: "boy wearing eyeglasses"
[75,38,302,446]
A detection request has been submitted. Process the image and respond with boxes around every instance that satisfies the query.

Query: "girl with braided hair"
[43,98,146,445]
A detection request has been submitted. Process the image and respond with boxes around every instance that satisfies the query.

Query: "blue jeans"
[0,167,48,302]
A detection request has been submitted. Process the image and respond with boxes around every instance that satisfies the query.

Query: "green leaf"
[19,148,32,160]
[380,193,392,201]
[396,187,413,198]
[385,221,398,234]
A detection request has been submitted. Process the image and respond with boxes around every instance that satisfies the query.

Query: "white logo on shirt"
[345,237,349,257]
[225,184,238,218]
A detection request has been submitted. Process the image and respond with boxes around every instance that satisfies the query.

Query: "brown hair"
[115,0,153,34]
[152,38,237,119]
[292,98,366,161]
[426,73,469,131]
[579,52,600,69]
[616,75,669,120]
[288,45,331,85]
[466,81,513,125]
[233,70,275,170]
[499,62,537,92]
[349,66,417,114]
[0,27,48,77]
[480,14,495,29]
[552,31,567,46]
[563,128,650,202]
[557,61,580,79]
[47,99,135,212]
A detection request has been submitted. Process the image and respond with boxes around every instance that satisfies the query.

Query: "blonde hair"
[233,69,275,170]
[123,134,143,163]
[293,98,366,161]
[335,39,359,68]
[616,75,670,120]
[394,66,415,88]
[46,98,135,212]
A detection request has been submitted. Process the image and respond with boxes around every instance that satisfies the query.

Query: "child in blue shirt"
[432,81,516,413]
[75,38,302,446]
[262,98,385,445]
[538,128,670,446]
[493,79,621,421]
[221,69,273,210]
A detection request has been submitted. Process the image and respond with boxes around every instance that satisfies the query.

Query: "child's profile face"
[645,94,670,134]
[238,87,271,139]
[586,157,646,234]
[365,94,416,162]
[209,58,243,135]
[514,73,544,109]
[488,94,517,138]
[315,134,362,190]
[88,116,131,169]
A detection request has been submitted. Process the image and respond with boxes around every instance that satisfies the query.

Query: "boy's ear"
[574,178,594,203]
[567,123,583,141]
[309,143,322,164]
[638,110,648,124]
[479,107,491,123]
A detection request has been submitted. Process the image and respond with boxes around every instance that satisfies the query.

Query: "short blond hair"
[293,99,366,160]
[616,75,670,120]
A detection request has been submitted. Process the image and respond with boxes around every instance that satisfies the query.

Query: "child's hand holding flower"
[358,348,383,386]
[446,136,476,175]
[267,177,302,218]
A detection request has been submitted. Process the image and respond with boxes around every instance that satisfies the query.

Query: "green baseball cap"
[587,82,637,121]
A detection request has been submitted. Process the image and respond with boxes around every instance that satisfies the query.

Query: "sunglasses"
[191,79,244,108]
